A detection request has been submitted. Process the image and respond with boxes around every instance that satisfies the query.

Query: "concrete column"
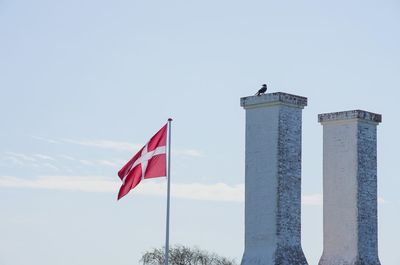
[240,92,308,265]
[318,110,382,265]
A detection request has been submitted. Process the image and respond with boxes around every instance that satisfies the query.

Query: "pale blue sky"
[1,0,399,264]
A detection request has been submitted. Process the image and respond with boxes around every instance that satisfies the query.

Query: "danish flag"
[117,123,168,200]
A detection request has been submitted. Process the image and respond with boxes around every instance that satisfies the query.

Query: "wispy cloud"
[78,159,93,166]
[61,139,142,151]
[0,175,117,193]
[33,135,140,151]
[33,136,203,157]
[41,163,60,171]
[3,175,374,205]
[0,175,241,202]
[1,152,59,171]
[78,159,124,168]
[4,152,37,162]
[63,138,203,157]
[0,175,241,201]
[3,152,57,163]
[96,159,123,167]
[1,155,24,166]
[2,151,125,171]
[167,183,243,202]
[57,155,76,161]
[31,136,60,144]
[173,149,203,157]
[33,154,56,161]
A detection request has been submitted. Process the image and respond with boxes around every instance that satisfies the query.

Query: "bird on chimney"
[255,84,267,96]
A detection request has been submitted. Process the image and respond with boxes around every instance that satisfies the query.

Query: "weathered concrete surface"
[318,110,382,124]
[240,92,308,265]
[318,110,382,265]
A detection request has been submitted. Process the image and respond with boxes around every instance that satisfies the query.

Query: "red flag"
[117,123,168,200]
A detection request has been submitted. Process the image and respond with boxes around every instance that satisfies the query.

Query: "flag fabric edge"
[117,122,169,200]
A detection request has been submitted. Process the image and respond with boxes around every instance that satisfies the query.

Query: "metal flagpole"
[165,118,172,265]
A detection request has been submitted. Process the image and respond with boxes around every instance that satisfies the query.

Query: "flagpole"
[165,118,172,265]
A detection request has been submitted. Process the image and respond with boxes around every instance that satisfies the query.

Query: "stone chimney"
[240,92,308,265]
[318,110,382,265]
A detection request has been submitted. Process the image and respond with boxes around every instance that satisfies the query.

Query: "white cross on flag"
[117,123,168,200]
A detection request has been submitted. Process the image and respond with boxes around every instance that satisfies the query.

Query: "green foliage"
[140,245,237,265]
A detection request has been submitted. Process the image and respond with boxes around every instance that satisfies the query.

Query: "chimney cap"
[240,92,307,109]
[318,110,382,124]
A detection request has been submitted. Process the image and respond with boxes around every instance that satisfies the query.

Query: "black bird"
[255,84,267,96]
